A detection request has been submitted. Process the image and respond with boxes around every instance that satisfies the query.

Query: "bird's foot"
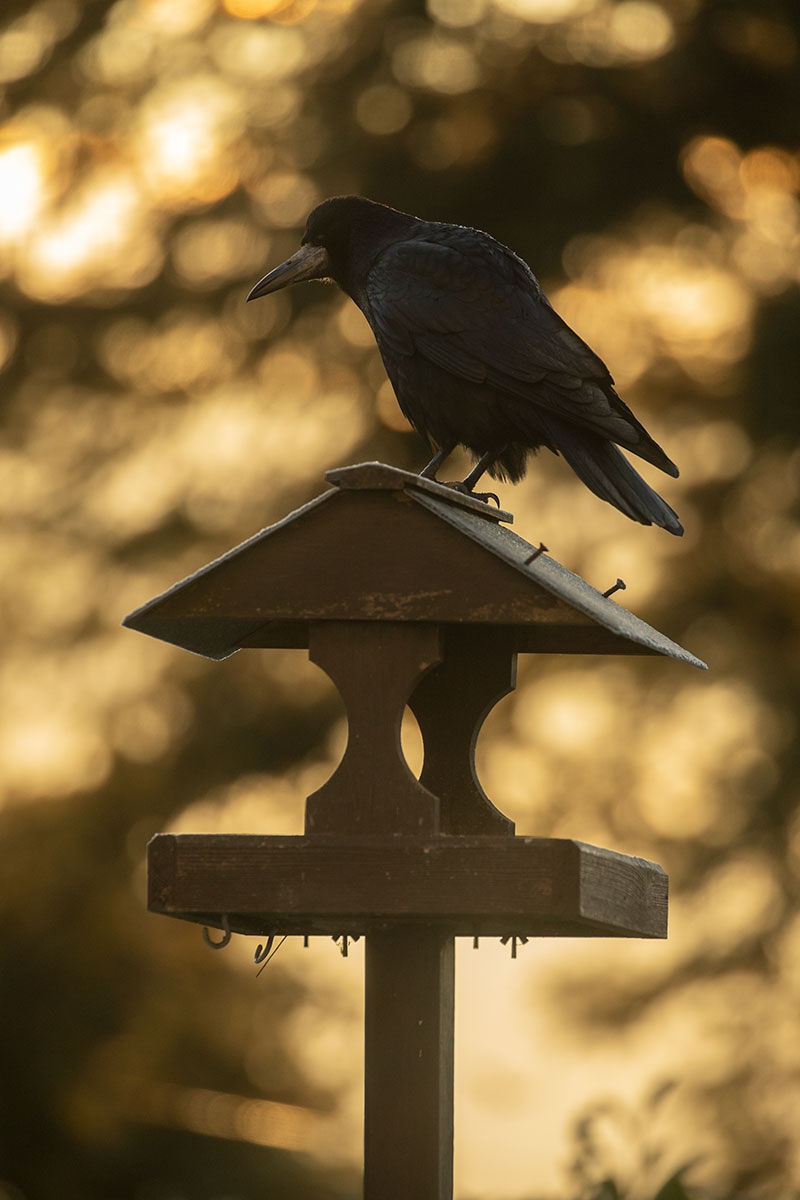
[441,480,500,507]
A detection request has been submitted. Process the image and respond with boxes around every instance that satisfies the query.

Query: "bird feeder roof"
[122,462,705,668]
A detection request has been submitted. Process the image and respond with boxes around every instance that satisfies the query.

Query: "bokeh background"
[1,0,799,1196]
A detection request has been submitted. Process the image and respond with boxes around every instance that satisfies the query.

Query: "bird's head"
[247,195,417,302]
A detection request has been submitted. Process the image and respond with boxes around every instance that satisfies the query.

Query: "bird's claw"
[439,481,500,507]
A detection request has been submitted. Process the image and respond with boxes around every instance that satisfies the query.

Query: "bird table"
[124,462,705,1200]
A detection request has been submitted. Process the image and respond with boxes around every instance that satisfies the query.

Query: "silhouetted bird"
[248,196,682,534]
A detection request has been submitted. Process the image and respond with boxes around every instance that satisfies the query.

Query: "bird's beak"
[246,243,331,301]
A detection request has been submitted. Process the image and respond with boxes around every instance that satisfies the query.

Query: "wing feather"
[367,236,610,408]
[364,228,676,473]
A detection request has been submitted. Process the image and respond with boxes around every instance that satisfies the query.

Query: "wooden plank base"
[148,834,667,940]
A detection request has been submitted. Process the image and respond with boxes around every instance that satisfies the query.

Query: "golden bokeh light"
[607,1,674,61]
[521,0,675,65]
[0,105,76,256]
[555,231,755,389]
[209,20,307,82]
[681,134,745,218]
[355,83,414,135]
[249,170,321,227]
[223,0,358,19]
[392,32,482,94]
[493,0,596,23]
[633,680,779,841]
[79,26,157,87]
[681,134,800,296]
[134,76,244,207]
[0,3,68,85]
[224,0,298,16]
[427,0,489,29]
[20,167,161,300]
[131,0,216,36]
[633,249,752,359]
[0,141,47,242]
[171,217,271,290]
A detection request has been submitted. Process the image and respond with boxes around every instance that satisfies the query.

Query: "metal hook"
[202,914,231,949]
[500,934,528,959]
[254,934,276,964]
[255,934,287,977]
[603,578,626,599]
[333,934,360,958]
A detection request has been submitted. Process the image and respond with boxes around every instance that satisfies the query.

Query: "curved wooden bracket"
[408,627,516,836]
[306,621,443,835]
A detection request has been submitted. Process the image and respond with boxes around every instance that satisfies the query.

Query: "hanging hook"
[202,914,231,949]
[254,934,276,964]
[255,935,287,977]
[500,934,528,959]
[333,934,360,958]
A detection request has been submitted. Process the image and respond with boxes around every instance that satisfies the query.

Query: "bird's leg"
[459,451,495,492]
[454,451,500,505]
[419,447,450,480]
[420,447,501,507]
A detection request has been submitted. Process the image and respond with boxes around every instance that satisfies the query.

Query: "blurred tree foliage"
[0,0,799,1197]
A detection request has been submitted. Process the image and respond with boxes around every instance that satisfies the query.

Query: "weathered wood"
[129,490,575,626]
[327,460,511,523]
[239,622,686,657]
[306,621,443,835]
[408,625,516,836]
[364,928,454,1200]
[122,462,706,669]
[147,835,668,939]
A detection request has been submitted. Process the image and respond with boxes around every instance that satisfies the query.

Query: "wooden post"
[305,620,456,1197]
[364,929,454,1200]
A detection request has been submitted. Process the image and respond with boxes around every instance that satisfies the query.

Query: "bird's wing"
[366,231,637,442]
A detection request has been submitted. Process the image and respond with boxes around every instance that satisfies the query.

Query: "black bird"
[247,196,683,535]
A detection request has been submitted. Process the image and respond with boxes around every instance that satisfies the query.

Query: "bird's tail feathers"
[555,429,684,535]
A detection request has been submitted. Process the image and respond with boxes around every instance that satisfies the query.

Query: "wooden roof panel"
[122,462,705,668]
